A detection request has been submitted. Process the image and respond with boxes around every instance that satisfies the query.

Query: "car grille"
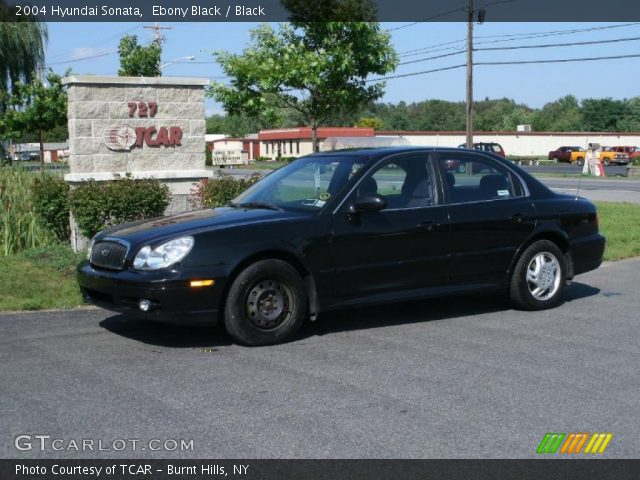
[90,240,128,270]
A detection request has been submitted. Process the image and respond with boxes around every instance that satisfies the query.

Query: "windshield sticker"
[497,190,510,197]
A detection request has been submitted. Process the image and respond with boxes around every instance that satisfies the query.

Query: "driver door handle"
[418,220,436,231]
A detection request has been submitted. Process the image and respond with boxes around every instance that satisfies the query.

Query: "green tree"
[209,0,397,152]
[356,117,384,130]
[499,106,534,131]
[0,6,47,95]
[580,98,627,132]
[118,35,162,77]
[0,71,67,168]
[532,95,583,132]
[617,97,640,132]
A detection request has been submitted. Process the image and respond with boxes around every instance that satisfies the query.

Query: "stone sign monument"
[62,75,211,248]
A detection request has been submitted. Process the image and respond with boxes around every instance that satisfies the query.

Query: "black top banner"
[1,0,640,22]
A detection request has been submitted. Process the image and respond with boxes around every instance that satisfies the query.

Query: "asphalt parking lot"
[1,259,639,459]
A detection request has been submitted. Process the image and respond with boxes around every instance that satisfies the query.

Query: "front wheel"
[224,259,307,346]
[576,157,584,166]
[603,158,611,166]
[510,240,566,311]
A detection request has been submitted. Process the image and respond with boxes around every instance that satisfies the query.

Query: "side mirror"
[349,194,387,214]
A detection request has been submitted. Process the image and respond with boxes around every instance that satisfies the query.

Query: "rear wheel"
[510,240,566,310]
[224,259,307,346]
[603,158,611,166]
[576,157,584,166]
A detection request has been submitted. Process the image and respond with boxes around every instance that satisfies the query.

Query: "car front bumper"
[77,261,226,325]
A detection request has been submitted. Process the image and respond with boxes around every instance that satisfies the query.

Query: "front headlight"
[133,236,194,270]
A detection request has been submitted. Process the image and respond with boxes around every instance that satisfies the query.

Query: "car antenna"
[575,144,589,200]
[575,164,584,201]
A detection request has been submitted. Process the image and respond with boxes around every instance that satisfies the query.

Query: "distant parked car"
[548,146,584,163]
[16,152,40,162]
[600,147,629,166]
[458,142,506,158]
[612,146,640,163]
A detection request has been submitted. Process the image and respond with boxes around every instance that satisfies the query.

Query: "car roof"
[311,146,498,161]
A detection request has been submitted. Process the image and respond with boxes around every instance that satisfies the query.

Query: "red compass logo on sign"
[104,125,137,151]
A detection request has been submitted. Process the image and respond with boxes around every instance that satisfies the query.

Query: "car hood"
[96,207,311,246]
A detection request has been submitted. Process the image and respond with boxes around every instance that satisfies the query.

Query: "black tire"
[603,158,611,166]
[510,240,566,311]
[576,157,584,166]
[224,259,307,346]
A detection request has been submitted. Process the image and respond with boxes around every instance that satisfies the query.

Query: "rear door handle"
[512,213,524,224]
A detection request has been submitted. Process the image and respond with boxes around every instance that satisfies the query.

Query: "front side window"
[356,155,436,209]
[439,153,524,203]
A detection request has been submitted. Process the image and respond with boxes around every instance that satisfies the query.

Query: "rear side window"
[439,154,525,204]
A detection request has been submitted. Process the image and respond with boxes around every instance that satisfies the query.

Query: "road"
[519,164,629,177]
[537,177,640,204]
[1,259,639,459]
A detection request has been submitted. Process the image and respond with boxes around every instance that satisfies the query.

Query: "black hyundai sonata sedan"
[78,147,605,345]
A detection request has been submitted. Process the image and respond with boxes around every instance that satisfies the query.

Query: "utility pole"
[466,0,474,149]
[144,23,172,74]
[144,23,172,43]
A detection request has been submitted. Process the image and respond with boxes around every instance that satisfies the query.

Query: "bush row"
[69,175,171,238]
[3,168,263,255]
[27,172,171,243]
[192,171,262,208]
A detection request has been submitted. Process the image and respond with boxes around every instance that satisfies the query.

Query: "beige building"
[376,131,640,157]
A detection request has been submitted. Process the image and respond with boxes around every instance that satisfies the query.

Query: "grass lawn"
[595,202,640,261]
[0,201,637,312]
[0,245,85,311]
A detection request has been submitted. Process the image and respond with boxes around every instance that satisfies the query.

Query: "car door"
[437,152,536,288]
[329,153,450,304]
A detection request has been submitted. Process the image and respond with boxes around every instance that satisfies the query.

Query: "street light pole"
[466,0,474,149]
[160,56,196,70]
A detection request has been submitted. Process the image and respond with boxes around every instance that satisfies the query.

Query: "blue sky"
[45,21,640,115]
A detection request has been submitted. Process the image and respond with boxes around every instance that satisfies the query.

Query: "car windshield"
[232,155,367,212]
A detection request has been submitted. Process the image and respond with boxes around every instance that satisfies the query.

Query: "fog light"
[138,299,152,312]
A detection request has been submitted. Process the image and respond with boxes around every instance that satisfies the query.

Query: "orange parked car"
[599,147,629,166]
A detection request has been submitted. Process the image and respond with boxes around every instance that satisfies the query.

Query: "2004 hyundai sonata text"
[77,147,605,345]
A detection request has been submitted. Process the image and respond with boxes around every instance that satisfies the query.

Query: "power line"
[46,25,142,63]
[47,50,117,66]
[476,35,640,51]
[398,35,640,67]
[385,0,522,33]
[367,64,466,82]
[368,52,640,82]
[385,7,465,32]
[476,52,640,66]
[398,50,466,65]
[397,22,640,57]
